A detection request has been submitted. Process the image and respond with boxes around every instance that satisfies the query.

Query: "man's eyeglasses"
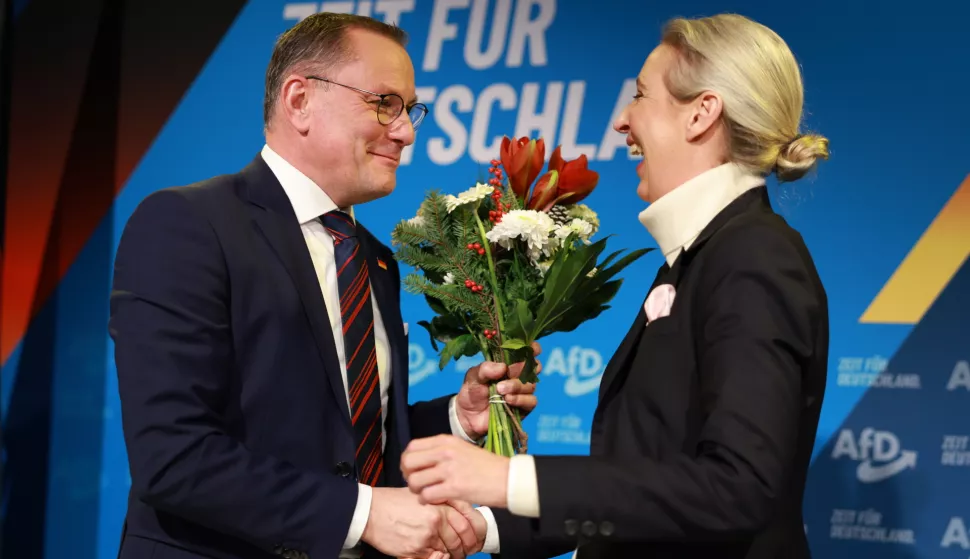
[306,76,428,130]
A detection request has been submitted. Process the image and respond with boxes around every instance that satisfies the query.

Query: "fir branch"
[395,245,450,273]
[403,275,492,319]
[392,222,442,248]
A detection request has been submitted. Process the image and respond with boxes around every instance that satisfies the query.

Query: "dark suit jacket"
[108,156,453,559]
[492,186,828,559]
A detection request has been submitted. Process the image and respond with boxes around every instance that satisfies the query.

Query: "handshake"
[360,487,485,559]
[357,350,542,558]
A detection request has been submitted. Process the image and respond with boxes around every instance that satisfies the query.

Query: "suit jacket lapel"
[595,186,767,416]
[241,156,353,431]
[596,260,668,406]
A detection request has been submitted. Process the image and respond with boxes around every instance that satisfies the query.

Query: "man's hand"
[361,487,476,558]
[401,434,510,508]
[448,500,487,554]
[455,342,542,439]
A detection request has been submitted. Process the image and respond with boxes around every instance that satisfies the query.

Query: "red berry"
[490,159,500,166]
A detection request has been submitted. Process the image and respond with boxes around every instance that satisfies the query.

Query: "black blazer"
[109,155,452,559]
[492,186,828,559]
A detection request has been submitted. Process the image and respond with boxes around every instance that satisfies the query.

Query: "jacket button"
[564,519,578,535]
[334,461,353,477]
[599,521,614,536]
[581,520,596,537]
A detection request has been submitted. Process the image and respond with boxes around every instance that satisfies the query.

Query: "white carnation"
[407,215,426,227]
[442,272,455,284]
[554,218,594,244]
[444,182,493,213]
[485,210,557,261]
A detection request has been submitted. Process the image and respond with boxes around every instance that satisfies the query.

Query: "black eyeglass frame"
[305,75,428,130]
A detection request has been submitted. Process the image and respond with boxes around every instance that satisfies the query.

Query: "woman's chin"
[636,180,651,203]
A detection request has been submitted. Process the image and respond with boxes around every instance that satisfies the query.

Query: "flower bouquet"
[391,135,650,457]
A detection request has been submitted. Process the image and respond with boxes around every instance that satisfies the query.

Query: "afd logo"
[949,360,970,391]
[831,428,918,483]
[941,517,970,550]
[408,343,441,386]
[542,346,604,397]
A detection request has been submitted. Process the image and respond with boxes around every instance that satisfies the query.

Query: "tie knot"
[321,210,357,242]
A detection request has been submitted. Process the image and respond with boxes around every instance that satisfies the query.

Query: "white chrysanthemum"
[442,272,455,284]
[568,204,600,234]
[554,218,594,244]
[485,210,557,261]
[407,214,426,227]
[444,183,493,213]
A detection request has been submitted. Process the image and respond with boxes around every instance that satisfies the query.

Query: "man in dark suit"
[108,12,536,559]
[398,14,829,559]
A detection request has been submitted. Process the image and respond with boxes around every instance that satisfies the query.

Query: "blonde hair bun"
[661,14,830,182]
[774,133,830,182]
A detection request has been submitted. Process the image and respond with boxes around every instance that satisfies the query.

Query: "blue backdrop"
[2,1,969,558]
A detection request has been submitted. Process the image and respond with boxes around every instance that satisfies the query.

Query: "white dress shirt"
[260,144,480,557]
[478,162,766,554]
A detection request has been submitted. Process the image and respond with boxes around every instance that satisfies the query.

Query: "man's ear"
[685,90,722,142]
[279,74,313,133]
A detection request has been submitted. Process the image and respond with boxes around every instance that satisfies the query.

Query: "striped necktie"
[321,210,385,487]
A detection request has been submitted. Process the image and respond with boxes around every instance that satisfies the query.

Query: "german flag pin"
[377,258,387,270]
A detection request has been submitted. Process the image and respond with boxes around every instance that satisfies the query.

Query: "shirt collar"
[260,143,354,225]
[638,162,765,266]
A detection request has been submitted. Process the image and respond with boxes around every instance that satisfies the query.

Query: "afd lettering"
[942,517,970,550]
[948,360,970,391]
[831,428,917,483]
[542,346,603,397]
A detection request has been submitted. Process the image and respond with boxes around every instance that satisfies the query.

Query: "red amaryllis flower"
[526,170,559,211]
[500,136,545,202]
[526,146,599,210]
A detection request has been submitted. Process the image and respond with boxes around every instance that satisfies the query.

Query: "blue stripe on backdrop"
[2,0,966,558]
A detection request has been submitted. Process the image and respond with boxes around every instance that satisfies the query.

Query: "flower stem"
[474,213,505,337]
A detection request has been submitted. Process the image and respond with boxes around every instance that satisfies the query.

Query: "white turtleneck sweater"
[478,161,766,554]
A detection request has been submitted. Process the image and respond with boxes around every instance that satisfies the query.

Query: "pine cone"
[547,204,571,226]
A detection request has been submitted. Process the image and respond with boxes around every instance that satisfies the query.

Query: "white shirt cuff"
[478,506,501,553]
[448,395,480,443]
[507,454,540,518]
[343,483,371,548]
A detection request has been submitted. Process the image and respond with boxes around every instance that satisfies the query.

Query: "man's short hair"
[263,12,408,126]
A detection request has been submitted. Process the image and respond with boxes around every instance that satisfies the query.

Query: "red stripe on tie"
[352,374,379,423]
[346,322,374,368]
[337,244,359,277]
[343,286,370,334]
[349,350,377,404]
[356,407,382,455]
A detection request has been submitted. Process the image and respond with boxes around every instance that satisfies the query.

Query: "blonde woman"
[400,13,830,559]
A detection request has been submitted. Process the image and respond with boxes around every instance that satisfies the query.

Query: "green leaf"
[591,247,653,286]
[438,333,480,370]
[531,238,607,337]
[505,344,538,384]
[425,295,448,316]
[416,320,438,350]
[503,299,535,342]
[500,338,529,350]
